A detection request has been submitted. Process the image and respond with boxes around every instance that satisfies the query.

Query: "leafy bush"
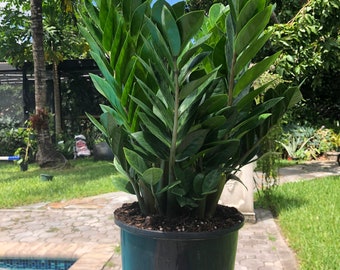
[0,125,37,162]
[0,126,26,156]
[277,124,337,160]
[268,0,340,127]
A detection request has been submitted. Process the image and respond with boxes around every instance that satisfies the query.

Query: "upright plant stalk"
[227,53,237,106]
[167,58,180,217]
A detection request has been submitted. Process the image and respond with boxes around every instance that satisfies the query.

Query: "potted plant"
[79,0,302,269]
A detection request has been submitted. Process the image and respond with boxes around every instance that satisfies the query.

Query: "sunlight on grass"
[0,159,118,208]
[256,176,340,270]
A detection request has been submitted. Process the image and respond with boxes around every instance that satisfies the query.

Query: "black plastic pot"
[20,162,28,171]
[115,215,244,270]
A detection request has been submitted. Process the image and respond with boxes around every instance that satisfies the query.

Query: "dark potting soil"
[114,202,244,232]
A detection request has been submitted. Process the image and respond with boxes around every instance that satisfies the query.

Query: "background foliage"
[188,0,340,128]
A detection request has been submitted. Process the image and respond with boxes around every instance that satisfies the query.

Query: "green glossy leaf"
[151,0,170,25]
[234,30,273,75]
[99,0,109,29]
[233,51,281,97]
[202,115,226,129]
[112,174,135,194]
[101,5,115,50]
[86,113,107,137]
[132,131,169,160]
[115,34,132,86]
[179,68,219,115]
[178,34,211,71]
[122,0,143,23]
[237,0,266,32]
[130,2,148,37]
[121,60,136,107]
[179,70,216,100]
[177,11,205,50]
[138,112,171,147]
[283,86,303,109]
[161,6,181,56]
[171,186,186,196]
[250,98,284,117]
[193,173,204,195]
[138,34,173,88]
[109,18,124,68]
[142,168,163,186]
[89,51,116,88]
[176,129,209,160]
[78,24,102,59]
[84,0,100,27]
[235,5,272,55]
[237,81,275,111]
[171,1,186,19]
[136,78,174,128]
[202,170,221,195]
[212,37,227,72]
[157,180,181,195]
[114,157,129,178]
[124,148,148,175]
[100,104,125,126]
[225,13,235,72]
[197,94,228,117]
[232,113,271,138]
[89,74,122,112]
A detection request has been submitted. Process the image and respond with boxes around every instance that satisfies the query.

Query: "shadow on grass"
[255,190,307,218]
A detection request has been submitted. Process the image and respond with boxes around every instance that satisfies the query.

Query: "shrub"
[277,124,337,160]
[0,126,26,156]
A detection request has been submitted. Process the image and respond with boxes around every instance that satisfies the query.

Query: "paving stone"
[3,161,337,269]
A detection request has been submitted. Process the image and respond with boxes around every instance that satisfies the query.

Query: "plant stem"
[228,52,237,106]
[167,57,180,217]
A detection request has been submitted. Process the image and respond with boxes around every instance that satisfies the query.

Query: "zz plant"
[79,0,301,219]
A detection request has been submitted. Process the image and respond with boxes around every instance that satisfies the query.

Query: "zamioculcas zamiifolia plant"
[79,0,302,220]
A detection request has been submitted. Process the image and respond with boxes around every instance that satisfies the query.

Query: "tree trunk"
[53,61,62,135]
[30,0,67,168]
[30,0,46,111]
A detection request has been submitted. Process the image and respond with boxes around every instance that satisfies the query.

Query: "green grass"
[0,159,117,208]
[256,176,340,270]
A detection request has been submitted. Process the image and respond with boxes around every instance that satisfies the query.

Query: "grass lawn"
[256,176,340,270]
[0,159,117,208]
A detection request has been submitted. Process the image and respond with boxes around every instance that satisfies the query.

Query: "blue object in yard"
[0,156,20,161]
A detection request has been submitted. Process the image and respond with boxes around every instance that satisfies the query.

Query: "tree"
[0,1,32,65]
[0,0,88,136]
[43,0,88,135]
[29,0,66,167]
[0,0,88,167]
[187,0,227,13]
[268,0,340,126]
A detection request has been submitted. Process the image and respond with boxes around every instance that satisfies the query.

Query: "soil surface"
[114,202,244,232]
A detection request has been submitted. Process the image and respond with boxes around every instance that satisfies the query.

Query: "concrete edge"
[0,242,115,270]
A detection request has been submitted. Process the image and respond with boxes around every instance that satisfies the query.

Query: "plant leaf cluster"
[79,0,302,218]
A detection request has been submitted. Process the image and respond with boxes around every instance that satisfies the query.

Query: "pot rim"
[114,213,244,240]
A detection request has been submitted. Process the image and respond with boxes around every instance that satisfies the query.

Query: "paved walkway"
[0,161,339,270]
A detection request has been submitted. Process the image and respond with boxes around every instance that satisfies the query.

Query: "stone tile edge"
[0,242,114,270]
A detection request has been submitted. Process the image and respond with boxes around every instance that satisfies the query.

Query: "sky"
[166,0,181,4]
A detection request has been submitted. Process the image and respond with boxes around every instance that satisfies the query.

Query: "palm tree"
[30,0,66,167]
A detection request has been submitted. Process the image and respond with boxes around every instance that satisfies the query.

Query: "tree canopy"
[188,0,340,127]
[0,0,88,67]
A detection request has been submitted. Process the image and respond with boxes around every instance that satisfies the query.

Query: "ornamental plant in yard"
[79,0,301,220]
